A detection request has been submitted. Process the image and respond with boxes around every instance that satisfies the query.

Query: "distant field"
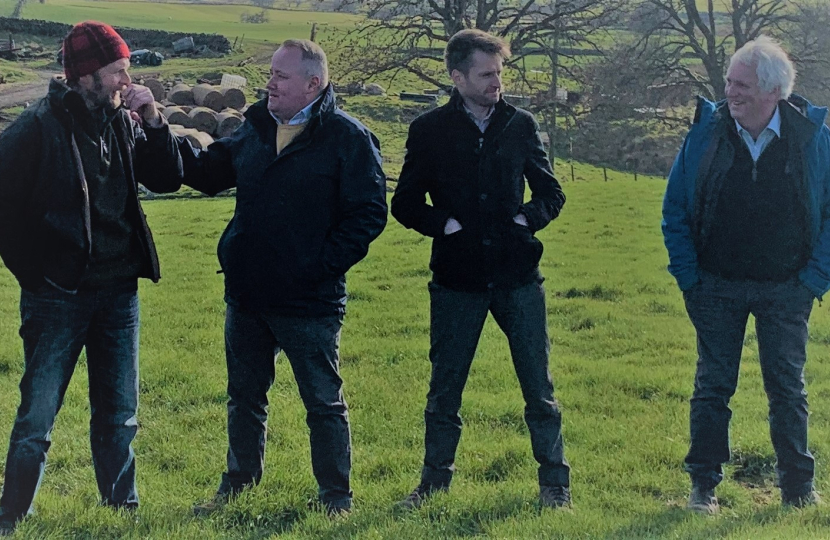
[2,0,361,43]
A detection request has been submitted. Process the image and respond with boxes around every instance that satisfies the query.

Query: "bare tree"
[326,0,625,91]
[786,1,830,107]
[631,0,794,100]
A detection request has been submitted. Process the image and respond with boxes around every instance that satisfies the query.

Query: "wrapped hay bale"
[162,106,191,128]
[144,78,166,102]
[193,83,224,112]
[169,83,195,106]
[188,107,218,134]
[215,111,243,138]
[220,87,246,110]
[170,126,214,149]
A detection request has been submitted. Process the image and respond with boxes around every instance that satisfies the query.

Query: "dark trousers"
[0,284,140,522]
[420,281,569,489]
[683,272,815,496]
[219,303,351,508]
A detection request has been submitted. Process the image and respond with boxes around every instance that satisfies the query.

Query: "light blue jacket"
[662,95,830,298]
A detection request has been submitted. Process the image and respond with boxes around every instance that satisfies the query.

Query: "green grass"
[1,169,830,538]
[0,59,36,84]
[12,0,361,43]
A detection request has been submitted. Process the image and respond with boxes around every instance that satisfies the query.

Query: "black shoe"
[193,492,232,517]
[0,522,14,537]
[396,484,447,510]
[307,498,352,518]
[687,484,718,515]
[783,489,821,508]
[0,512,21,537]
[539,485,571,508]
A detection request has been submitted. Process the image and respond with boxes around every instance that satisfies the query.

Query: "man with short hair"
[183,39,387,516]
[663,36,830,514]
[391,28,570,510]
[0,20,183,534]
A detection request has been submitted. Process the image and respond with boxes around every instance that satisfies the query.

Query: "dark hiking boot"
[783,489,821,508]
[192,492,231,517]
[396,484,448,510]
[687,484,718,515]
[540,485,571,509]
[0,522,14,537]
[307,497,352,518]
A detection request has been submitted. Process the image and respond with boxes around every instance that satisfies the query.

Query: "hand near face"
[122,84,163,127]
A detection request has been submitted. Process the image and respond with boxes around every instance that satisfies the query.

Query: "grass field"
[2,0,361,43]
[1,169,830,538]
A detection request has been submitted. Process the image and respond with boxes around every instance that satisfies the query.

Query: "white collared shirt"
[735,106,781,163]
[463,102,495,133]
[270,99,316,125]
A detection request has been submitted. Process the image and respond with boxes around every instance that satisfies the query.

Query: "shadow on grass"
[217,505,303,538]
[604,505,783,539]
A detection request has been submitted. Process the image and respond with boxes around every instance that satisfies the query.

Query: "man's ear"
[308,75,321,93]
[450,69,464,86]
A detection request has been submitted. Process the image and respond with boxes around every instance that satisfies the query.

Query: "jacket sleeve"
[178,134,237,196]
[0,113,40,279]
[662,135,700,291]
[799,125,830,298]
[319,129,388,278]
[133,118,184,193]
[390,118,452,237]
[519,114,565,232]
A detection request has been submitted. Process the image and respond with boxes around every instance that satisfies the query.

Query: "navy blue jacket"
[662,95,830,298]
[180,85,388,315]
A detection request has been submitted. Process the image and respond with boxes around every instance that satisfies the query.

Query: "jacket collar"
[448,87,512,117]
[694,94,825,148]
[48,77,87,118]
[245,83,337,132]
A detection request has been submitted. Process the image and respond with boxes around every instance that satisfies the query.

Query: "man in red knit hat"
[0,21,183,534]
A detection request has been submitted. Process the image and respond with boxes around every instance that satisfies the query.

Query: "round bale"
[220,87,246,110]
[169,83,195,106]
[193,83,224,112]
[162,106,191,128]
[215,112,243,138]
[144,78,166,101]
[188,106,218,134]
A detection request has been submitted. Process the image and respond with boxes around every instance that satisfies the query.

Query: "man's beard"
[81,73,121,110]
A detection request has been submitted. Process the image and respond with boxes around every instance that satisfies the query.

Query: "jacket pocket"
[430,229,483,282]
[501,223,543,279]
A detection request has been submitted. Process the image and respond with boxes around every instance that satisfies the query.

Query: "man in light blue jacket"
[662,36,830,514]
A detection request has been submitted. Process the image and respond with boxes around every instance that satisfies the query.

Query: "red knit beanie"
[62,21,130,81]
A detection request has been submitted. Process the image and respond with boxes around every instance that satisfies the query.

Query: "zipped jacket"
[662,94,830,297]
[179,85,388,316]
[391,90,565,291]
[0,78,184,291]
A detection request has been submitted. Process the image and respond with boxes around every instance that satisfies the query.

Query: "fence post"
[603,167,608,182]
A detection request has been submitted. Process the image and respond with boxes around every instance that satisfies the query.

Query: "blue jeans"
[420,281,569,489]
[0,284,140,522]
[219,304,351,509]
[683,272,815,496]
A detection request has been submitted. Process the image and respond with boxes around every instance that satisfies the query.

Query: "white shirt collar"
[270,98,317,125]
[735,105,781,141]
[462,102,495,133]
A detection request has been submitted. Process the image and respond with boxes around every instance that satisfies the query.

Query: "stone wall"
[0,17,231,53]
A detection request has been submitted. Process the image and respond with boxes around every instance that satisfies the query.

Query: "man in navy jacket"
[182,39,387,516]
[662,36,830,514]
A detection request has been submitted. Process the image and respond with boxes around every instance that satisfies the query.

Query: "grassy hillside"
[1,168,830,538]
[2,0,360,43]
